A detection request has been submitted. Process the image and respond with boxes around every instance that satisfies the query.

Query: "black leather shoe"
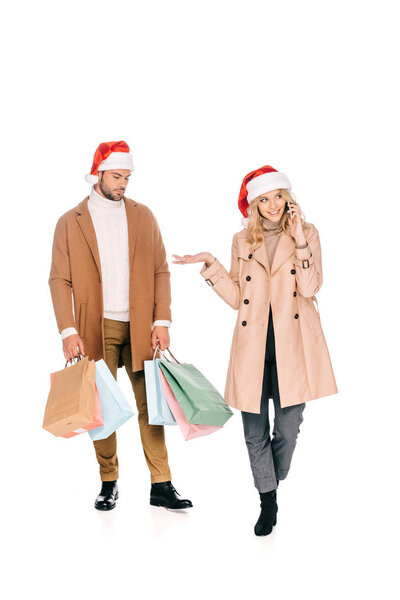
[150,481,193,509]
[94,480,119,511]
[254,489,278,536]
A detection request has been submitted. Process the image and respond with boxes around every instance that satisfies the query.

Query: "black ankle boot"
[94,480,119,511]
[150,481,193,509]
[254,489,278,536]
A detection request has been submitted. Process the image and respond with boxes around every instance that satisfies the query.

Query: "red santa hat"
[238,165,291,218]
[85,141,134,184]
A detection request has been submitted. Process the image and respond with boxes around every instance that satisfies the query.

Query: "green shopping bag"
[158,350,233,426]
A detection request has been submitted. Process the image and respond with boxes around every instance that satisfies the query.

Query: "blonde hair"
[245,189,306,250]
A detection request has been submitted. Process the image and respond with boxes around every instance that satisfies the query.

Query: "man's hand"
[63,334,85,362]
[151,326,170,352]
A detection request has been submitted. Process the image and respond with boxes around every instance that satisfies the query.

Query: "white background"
[1,1,399,598]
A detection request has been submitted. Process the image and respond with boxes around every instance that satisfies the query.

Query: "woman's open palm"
[172,252,214,266]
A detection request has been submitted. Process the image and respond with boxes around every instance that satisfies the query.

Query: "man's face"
[96,169,131,201]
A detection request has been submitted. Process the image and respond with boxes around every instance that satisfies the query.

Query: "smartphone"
[286,201,294,220]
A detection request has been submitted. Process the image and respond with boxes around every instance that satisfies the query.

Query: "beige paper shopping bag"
[43,356,96,437]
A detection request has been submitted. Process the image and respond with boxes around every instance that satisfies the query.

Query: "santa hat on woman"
[238,165,291,219]
[85,140,135,184]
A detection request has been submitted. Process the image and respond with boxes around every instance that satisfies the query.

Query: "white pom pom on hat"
[85,140,134,184]
[85,173,99,184]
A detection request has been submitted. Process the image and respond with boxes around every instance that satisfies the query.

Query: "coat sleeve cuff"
[200,259,224,286]
[61,327,78,339]
[294,246,315,268]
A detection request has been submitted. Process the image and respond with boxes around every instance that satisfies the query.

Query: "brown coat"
[49,196,171,372]
[200,223,338,412]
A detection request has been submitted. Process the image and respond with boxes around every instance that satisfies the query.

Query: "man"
[49,140,192,511]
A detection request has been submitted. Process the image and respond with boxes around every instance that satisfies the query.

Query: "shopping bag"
[43,356,96,437]
[144,350,176,425]
[61,383,102,438]
[89,359,134,441]
[158,350,233,426]
[159,370,222,440]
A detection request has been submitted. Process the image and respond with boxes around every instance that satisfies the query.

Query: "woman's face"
[257,189,286,222]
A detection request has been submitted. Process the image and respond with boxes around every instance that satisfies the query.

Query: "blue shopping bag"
[89,359,134,441]
[144,354,177,426]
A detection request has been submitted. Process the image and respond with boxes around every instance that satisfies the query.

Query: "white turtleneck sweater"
[61,187,171,339]
[89,186,130,321]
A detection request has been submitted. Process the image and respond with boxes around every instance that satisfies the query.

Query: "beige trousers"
[93,318,172,483]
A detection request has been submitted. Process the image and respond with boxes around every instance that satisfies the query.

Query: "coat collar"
[74,195,140,275]
[269,231,295,275]
[124,197,141,269]
[237,228,295,276]
[252,237,270,275]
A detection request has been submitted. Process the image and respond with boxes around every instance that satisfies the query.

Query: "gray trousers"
[241,307,305,493]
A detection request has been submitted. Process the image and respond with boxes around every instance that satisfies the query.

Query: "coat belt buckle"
[205,278,214,287]
[302,258,310,269]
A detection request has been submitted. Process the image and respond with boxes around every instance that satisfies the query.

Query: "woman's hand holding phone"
[287,201,294,221]
[287,202,307,246]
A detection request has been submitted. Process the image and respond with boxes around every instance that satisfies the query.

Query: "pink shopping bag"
[49,372,103,438]
[159,369,222,440]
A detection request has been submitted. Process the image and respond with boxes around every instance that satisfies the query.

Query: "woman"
[173,165,337,536]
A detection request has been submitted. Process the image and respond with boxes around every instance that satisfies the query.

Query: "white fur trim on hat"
[85,173,99,184]
[98,151,134,173]
[246,172,291,201]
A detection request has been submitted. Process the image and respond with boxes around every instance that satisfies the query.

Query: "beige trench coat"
[200,223,337,412]
[49,196,171,372]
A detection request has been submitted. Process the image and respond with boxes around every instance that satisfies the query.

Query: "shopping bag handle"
[161,347,180,364]
[153,345,165,360]
[153,344,180,364]
[64,352,84,368]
